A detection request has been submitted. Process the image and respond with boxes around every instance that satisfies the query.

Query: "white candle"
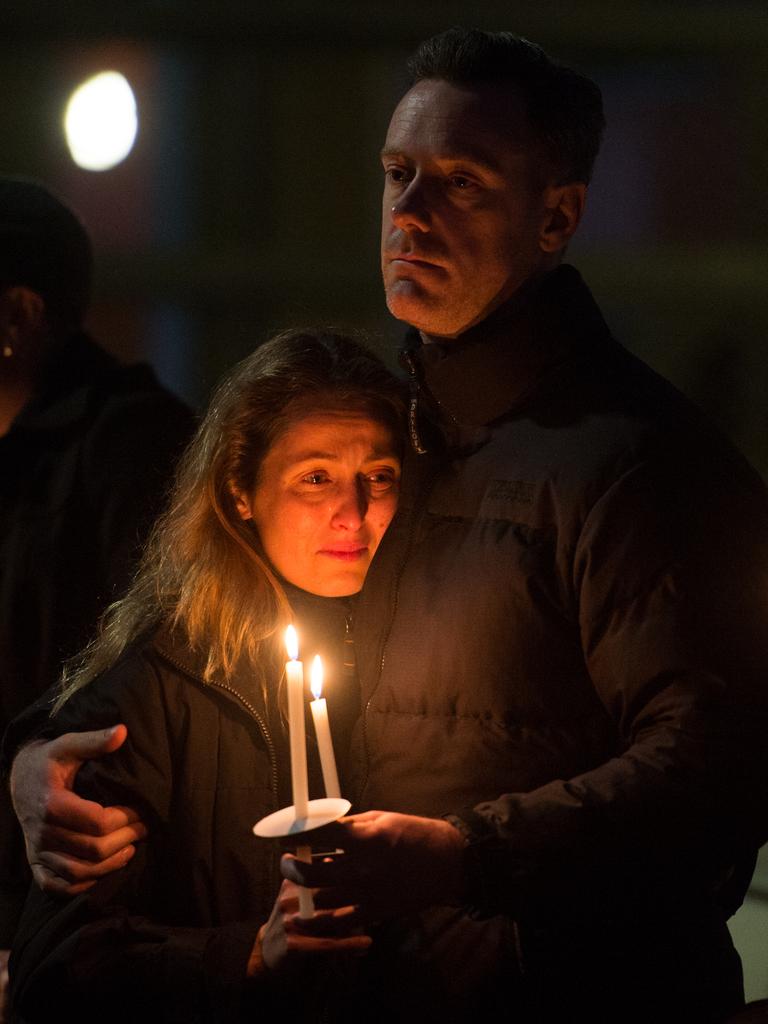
[285,626,314,918]
[285,626,309,821]
[309,655,341,800]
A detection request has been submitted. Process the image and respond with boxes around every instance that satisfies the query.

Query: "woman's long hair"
[54,329,404,712]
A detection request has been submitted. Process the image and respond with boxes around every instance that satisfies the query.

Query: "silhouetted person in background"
[0,178,194,995]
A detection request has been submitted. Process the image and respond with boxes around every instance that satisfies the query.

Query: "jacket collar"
[151,622,275,726]
[150,581,355,712]
[401,264,613,430]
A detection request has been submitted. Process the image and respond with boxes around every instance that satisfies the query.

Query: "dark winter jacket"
[347,265,768,1022]
[9,587,356,1024]
[0,333,193,720]
[0,333,194,943]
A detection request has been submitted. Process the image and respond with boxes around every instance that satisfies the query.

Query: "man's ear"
[539,182,587,254]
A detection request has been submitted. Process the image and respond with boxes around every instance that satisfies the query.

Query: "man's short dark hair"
[0,177,93,335]
[407,27,605,185]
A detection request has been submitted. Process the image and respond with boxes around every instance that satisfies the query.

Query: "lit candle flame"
[310,655,323,700]
[285,624,299,661]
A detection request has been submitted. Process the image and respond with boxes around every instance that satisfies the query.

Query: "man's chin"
[385,284,450,334]
[386,300,469,339]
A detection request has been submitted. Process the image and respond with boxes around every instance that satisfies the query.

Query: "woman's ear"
[231,487,253,520]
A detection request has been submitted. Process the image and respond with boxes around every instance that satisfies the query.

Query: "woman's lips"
[319,547,368,561]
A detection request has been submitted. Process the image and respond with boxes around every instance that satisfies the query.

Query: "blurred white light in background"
[64,71,138,171]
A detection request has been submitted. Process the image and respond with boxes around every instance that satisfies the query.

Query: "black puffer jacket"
[349,265,768,1022]
[9,588,356,1024]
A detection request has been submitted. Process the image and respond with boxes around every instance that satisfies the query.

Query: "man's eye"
[385,167,410,185]
[301,472,329,485]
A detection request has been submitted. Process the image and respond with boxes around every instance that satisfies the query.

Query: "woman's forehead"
[270,408,398,462]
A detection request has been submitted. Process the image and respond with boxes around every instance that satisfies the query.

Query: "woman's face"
[236,409,401,597]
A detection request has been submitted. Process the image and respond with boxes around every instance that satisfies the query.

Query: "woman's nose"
[330,480,368,531]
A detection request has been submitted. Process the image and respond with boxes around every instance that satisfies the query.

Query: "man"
[0,179,194,987]
[8,31,768,1022]
[283,29,768,1021]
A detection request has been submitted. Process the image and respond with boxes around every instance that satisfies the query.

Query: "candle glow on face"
[310,654,323,700]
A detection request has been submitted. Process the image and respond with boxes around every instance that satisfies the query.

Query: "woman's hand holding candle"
[250,878,371,976]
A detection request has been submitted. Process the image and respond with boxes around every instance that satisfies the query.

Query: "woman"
[9,329,405,1022]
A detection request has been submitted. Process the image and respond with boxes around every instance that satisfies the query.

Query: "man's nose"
[331,480,368,531]
[390,177,431,233]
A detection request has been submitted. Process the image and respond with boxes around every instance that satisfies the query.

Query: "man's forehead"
[383,78,533,162]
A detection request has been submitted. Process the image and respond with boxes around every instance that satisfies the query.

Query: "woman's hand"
[248,878,371,977]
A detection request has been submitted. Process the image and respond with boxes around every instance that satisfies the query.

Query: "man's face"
[381,78,557,339]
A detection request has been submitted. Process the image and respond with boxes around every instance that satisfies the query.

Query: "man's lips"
[387,252,443,269]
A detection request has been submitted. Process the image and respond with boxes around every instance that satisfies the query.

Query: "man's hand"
[280,811,466,921]
[249,879,371,977]
[9,725,147,894]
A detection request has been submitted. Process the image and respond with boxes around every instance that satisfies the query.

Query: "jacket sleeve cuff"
[444,808,510,918]
[0,692,57,777]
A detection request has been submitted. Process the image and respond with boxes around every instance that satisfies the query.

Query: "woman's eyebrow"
[288,448,399,466]
[288,450,340,464]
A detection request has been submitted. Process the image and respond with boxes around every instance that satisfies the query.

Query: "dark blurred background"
[2,0,766,995]
[3,0,767,467]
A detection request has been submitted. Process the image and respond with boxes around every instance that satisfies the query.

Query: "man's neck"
[417,265,557,348]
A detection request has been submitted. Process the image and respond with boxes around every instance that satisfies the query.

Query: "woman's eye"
[450,175,473,191]
[366,470,398,491]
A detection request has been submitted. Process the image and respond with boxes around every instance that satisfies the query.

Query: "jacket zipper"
[357,467,435,804]
[158,649,279,800]
[208,679,279,803]
[401,349,428,455]
[359,348,434,794]
[155,648,281,903]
